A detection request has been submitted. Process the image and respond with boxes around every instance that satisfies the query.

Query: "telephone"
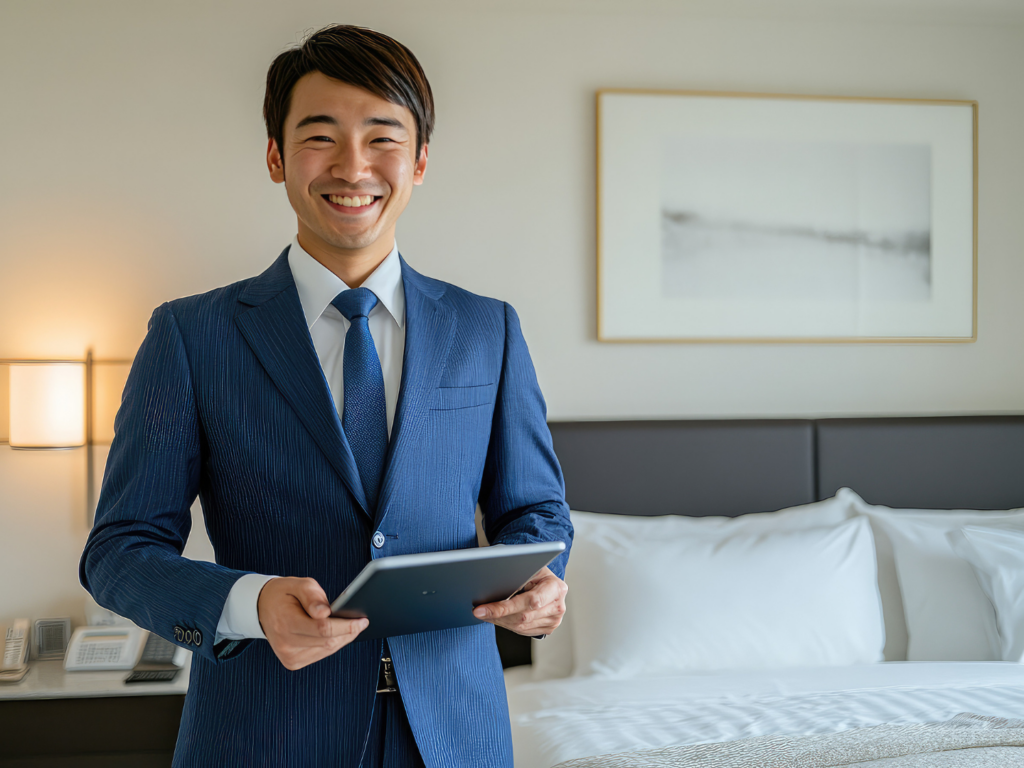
[64,625,147,671]
[64,626,189,672]
[1,619,31,683]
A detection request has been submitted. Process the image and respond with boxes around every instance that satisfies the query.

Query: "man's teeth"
[328,194,375,207]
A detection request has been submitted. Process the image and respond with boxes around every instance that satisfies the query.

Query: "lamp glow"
[9,363,87,448]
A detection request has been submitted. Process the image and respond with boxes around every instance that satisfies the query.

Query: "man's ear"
[267,138,285,183]
[413,144,428,185]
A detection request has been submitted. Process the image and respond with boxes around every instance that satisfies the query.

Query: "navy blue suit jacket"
[80,248,573,767]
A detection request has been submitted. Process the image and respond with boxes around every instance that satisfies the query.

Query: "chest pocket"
[430,383,497,411]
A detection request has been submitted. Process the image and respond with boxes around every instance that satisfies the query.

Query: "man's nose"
[331,141,373,183]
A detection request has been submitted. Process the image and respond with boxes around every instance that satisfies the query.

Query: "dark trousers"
[358,690,426,768]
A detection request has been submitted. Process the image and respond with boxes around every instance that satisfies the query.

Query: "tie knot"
[331,287,379,321]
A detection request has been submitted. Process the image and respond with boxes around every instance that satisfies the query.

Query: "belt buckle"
[376,656,398,694]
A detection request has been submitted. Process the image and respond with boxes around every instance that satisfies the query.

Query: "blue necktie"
[331,287,388,512]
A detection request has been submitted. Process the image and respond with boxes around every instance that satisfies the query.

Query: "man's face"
[267,71,427,256]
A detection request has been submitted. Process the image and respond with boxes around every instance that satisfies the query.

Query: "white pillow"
[567,515,882,677]
[531,490,861,681]
[836,489,908,661]
[949,526,1024,662]
[851,495,1024,661]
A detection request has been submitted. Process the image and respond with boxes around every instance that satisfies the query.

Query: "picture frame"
[596,89,977,343]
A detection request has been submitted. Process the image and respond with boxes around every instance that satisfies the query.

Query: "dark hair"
[264,25,434,162]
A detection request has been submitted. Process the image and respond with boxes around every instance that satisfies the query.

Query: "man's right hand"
[257,577,369,671]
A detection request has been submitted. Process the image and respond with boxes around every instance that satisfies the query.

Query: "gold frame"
[595,88,979,344]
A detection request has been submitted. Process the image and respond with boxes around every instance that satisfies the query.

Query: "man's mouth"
[323,194,380,211]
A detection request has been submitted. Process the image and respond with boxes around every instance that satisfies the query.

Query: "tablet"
[330,541,566,640]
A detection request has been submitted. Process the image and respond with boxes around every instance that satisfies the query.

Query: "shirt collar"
[287,235,405,330]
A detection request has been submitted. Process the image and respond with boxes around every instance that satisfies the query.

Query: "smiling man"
[80,24,572,768]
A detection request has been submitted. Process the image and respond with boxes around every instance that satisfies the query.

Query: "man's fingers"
[513,604,567,632]
[474,573,566,620]
[506,613,564,636]
[470,567,568,637]
[519,618,561,633]
[271,618,370,669]
[260,576,371,670]
[504,595,564,624]
[499,599,566,632]
[291,578,333,619]
[269,590,368,641]
[474,590,531,620]
[286,617,369,646]
[290,614,369,641]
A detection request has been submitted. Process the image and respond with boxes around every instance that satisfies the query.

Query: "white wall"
[2,0,1022,624]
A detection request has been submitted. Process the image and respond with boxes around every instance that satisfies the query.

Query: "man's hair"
[264,25,435,162]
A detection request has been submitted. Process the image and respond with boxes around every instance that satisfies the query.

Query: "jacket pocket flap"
[431,384,497,411]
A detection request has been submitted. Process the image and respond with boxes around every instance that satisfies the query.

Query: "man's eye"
[308,136,333,143]
[371,137,395,143]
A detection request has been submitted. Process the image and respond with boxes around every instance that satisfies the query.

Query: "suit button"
[372,531,385,549]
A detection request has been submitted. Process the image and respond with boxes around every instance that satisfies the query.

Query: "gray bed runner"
[552,713,1024,768]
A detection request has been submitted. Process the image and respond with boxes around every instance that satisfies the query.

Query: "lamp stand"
[86,349,95,527]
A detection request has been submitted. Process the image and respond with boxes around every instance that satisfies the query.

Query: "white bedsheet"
[504,663,1024,768]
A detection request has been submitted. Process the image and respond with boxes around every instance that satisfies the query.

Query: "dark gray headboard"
[549,420,815,517]
[549,415,1024,516]
[817,416,1024,510]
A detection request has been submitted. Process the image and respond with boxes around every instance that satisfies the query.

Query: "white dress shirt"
[214,235,406,643]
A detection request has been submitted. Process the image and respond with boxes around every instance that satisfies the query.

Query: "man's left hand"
[472,566,567,636]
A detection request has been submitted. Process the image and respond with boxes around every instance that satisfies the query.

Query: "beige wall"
[1,0,1022,624]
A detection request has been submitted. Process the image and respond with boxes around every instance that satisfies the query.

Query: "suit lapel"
[375,258,456,528]
[234,248,370,518]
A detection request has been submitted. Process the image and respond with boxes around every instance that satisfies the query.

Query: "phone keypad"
[140,634,178,664]
[73,641,125,666]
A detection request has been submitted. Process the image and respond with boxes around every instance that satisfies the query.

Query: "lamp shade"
[9,363,86,448]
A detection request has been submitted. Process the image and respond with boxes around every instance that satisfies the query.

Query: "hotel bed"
[500,417,1024,767]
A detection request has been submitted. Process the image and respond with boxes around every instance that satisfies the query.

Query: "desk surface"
[0,656,191,700]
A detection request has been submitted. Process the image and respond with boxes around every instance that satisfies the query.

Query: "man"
[80,24,572,768]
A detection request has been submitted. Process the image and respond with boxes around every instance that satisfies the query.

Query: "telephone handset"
[1,619,31,683]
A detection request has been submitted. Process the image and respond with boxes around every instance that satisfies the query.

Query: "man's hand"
[472,566,567,636]
[257,577,369,671]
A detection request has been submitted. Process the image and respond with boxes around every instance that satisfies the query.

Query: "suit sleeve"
[478,302,573,579]
[80,303,254,663]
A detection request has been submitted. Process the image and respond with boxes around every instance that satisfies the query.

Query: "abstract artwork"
[597,90,976,342]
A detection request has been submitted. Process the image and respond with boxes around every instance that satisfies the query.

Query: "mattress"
[504,663,1024,768]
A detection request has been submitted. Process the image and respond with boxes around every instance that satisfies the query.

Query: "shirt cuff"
[214,573,277,643]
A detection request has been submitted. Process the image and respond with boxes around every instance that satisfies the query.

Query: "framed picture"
[596,89,977,343]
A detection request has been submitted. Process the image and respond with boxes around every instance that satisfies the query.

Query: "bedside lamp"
[9,361,87,449]
[2,351,130,524]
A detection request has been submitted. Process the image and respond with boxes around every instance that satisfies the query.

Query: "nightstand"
[0,656,190,767]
